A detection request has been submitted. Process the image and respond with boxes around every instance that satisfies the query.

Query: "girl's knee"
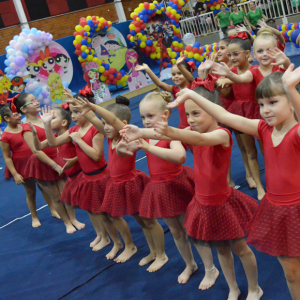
[217,246,231,255]
[232,243,252,257]
[143,218,158,229]
[169,227,184,240]
[284,268,299,284]
[246,149,257,160]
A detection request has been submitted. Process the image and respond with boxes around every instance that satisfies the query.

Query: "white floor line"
[0,156,147,229]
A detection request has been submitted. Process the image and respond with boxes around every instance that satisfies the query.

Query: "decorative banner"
[0,69,10,105]
[125,49,148,91]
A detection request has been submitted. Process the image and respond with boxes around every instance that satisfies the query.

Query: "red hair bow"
[79,85,93,97]
[187,61,195,72]
[61,103,69,110]
[190,74,217,92]
[7,95,18,113]
[230,32,249,41]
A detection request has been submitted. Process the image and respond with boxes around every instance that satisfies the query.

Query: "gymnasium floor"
[1,46,300,300]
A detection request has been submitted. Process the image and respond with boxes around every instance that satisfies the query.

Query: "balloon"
[10,62,17,69]
[14,43,22,51]
[15,56,26,67]
[7,49,15,56]
[8,56,15,63]
[182,33,195,46]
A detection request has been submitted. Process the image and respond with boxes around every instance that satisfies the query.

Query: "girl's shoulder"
[69,125,80,133]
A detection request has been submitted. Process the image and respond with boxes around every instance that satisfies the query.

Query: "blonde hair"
[257,27,273,36]
[254,30,277,50]
[47,72,66,104]
[141,91,173,112]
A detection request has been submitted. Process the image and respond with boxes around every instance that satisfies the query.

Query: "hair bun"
[257,28,273,36]
[116,95,130,106]
[159,91,173,103]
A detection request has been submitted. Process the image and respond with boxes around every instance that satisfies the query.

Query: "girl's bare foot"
[115,245,138,263]
[90,235,101,248]
[51,210,61,219]
[246,287,263,300]
[65,223,77,234]
[228,180,236,188]
[199,267,219,290]
[92,237,111,251]
[147,255,169,272]
[178,263,198,284]
[228,288,241,300]
[32,218,41,228]
[139,253,156,266]
[106,243,123,259]
[246,176,257,189]
[71,219,85,230]
[257,187,265,201]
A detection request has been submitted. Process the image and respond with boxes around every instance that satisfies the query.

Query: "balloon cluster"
[4,28,53,77]
[277,23,300,47]
[25,79,50,103]
[165,0,187,24]
[202,0,227,14]
[73,16,112,62]
[82,61,129,87]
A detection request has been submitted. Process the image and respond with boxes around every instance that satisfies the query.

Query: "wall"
[121,0,142,21]
[0,3,118,55]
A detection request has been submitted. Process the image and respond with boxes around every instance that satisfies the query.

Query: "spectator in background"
[227,0,240,12]
[246,1,267,35]
[229,3,251,27]
[193,0,204,15]
[215,4,231,35]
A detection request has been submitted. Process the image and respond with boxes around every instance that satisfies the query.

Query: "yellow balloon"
[211,6,215,10]
[141,36,147,42]
[86,16,92,20]
[84,25,91,32]
[157,53,161,59]
[188,52,194,58]
[129,24,136,30]
[100,17,105,23]
[194,53,200,60]
[100,75,107,81]
[150,53,157,59]
[137,32,142,38]
[171,9,177,15]
[130,12,135,19]
[81,45,87,51]
[87,38,91,43]
[130,36,134,42]
[179,0,184,5]
[199,55,204,62]
[75,35,82,42]
[140,42,146,48]
[216,4,220,10]
[171,52,177,58]
[73,40,77,46]
[156,47,161,53]
[156,10,161,14]
[150,3,155,9]
[136,17,140,21]
[167,48,172,53]
[121,82,127,87]
[178,43,183,48]
[93,57,98,62]
[78,56,84,62]
[75,25,83,32]
[176,14,181,19]
[99,66,105,73]
[167,7,172,12]
[108,21,112,25]
[87,55,93,61]
[173,41,179,47]
[171,58,177,64]
[139,3,144,8]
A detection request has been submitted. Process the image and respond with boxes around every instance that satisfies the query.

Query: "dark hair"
[173,61,193,73]
[55,53,70,63]
[105,96,131,123]
[52,107,72,127]
[14,93,31,114]
[255,72,300,100]
[74,93,95,104]
[104,40,119,46]
[229,31,251,51]
[266,18,276,29]
[193,86,221,105]
[220,36,231,45]
[226,26,236,36]
[93,31,106,38]
[220,3,225,7]
[0,104,11,122]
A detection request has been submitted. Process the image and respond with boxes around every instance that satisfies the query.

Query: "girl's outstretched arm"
[116,138,140,158]
[28,122,48,150]
[155,115,230,147]
[176,54,194,84]
[213,62,253,84]
[170,89,260,137]
[0,141,24,184]
[267,48,291,69]
[282,64,300,135]
[69,132,104,161]
[135,64,173,93]
[138,139,186,165]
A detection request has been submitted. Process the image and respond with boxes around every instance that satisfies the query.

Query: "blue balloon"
[4,60,10,66]
[153,8,157,12]
[138,39,141,44]
[138,12,143,17]
[5,46,12,51]
[5,67,11,73]
[87,43,92,47]
[130,30,136,36]
[81,52,87,59]
[177,9,181,14]
[81,39,88,45]
[94,24,98,28]
[287,24,293,30]
[277,25,282,31]
[113,72,117,77]
[87,20,94,26]
[84,32,88,36]
[140,30,145,35]
[171,20,176,25]
[195,61,201,67]
[168,2,173,6]
[148,9,153,14]
[90,27,95,32]
[144,15,149,22]
[22,45,29,53]
[157,59,161,65]
[173,36,178,41]
[167,63,172,68]
[22,29,30,34]
[13,36,19,41]
[142,8,147,14]
[291,29,300,43]
[146,39,153,46]
[63,81,69,89]
[31,28,38,35]
[172,4,178,9]
[105,64,110,70]
[104,26,108,30]
[120,70,126,76]
[193,42,201,48]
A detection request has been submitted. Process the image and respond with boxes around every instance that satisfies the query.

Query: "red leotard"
[100,138,149,217]
[214,74,235,111]
[247,121,300,257]
[277,40,285,52]
[250,65,286,88]
[68,125,110,213]
[229,65,261,119]
[22,123,65,181]
[1,125,32,179]
[139,139,194,219]
[184,128,257,243]
[56,132,82,207]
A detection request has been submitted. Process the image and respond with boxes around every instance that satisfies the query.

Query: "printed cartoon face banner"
[91,27,128,71]
[0,69,10,105]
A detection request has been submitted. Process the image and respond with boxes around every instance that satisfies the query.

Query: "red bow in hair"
[230,32,249,41]
[191,74,217,91]
[61,103,69,110]
[79,86,93,97]
[187,61,195,72]
[7,95,18,113]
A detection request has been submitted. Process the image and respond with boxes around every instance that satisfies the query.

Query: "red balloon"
[217,0,222,3]
[112,78,118,85]
[178,5,182,9]
[80,20,87,27]
[140,20,144,24]
[144,2,150,9]
[74,32,79,37]
[135,27,141,33]
[75,43,81,50]
[103,70,109,77]
[133,21,140,27]
[109,68,117,74]
[133,15,137,20]
[92,16,97,20]
[105,79,111,86]
[75,50,82,55]
[199,48,204,55]
[170,14,176,20]
[193,47,199,53]
[108,74,114,81]
[186,45,193,52]
[145,46,152,52]
[166,11,171,17]
[127,34,132,40]
[151,47,156,53]
[103,20,107,26]
[174,47,180,52]
[173,0,178,5]
[207,3,212,7]
[176,33,181,39]
[213,1,217,6]
[95,20,99,24]
[116,72,122,80]
[140,23,146,30]
[162,62,168,68]
[80,30,86,36]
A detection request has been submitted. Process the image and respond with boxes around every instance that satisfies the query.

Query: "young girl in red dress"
[172,66,300,300]
[40,91,122,255]
[30,105,85,232]
[135,61,195,129]
[120,92,216,286]
[154,86,261,300]
[213,32,265,200]
[13,93,76,233]
[0,101,57,228]
[67,95,149,263]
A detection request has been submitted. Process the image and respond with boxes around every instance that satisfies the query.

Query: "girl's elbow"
[177,154,186,164]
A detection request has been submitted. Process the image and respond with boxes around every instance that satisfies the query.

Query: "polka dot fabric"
[228,100,261,120]
[184,188,258,241]
[5,156,31,180]
[139,166,195,219]
[247,196,300,257]
[61,172,83,207]
[78,169,110,213]
[101,171,150,217]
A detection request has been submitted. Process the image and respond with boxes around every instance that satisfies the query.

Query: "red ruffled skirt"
[139,166,195,219]
[247,196,300,257]
[101,170,150,217]
[60,171,83,207]
[228,101,262,119]
[184,188,258,242]
[5,156,31,180]
[24,154,66,181]
[78,168,110,213]
[221,97,234,111]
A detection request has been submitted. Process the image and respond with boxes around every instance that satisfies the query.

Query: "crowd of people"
[1,21,300,300]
